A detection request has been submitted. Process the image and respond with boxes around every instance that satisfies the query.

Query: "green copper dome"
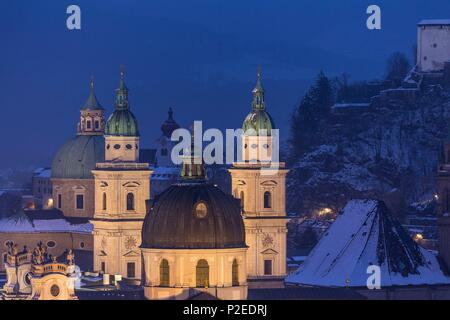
[105,71,140,137]
[243,109,275,136]
[52,135,105,179]
[105,110,140,136]
[242,66,275,136]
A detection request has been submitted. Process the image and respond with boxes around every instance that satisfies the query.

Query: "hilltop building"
[418,20,450,72]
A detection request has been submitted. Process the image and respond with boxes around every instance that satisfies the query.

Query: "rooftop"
[418,19,450,26]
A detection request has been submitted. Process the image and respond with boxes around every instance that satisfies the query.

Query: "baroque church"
[1,68,288,300]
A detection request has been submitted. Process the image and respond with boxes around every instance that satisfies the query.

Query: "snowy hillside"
[287,87,450,215]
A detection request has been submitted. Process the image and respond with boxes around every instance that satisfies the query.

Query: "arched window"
[264,191,272,208]
[102,193,107,211]
[232,259,239,286]
[160,259,170,287]
[240,191,245,208]
[196,259,209,288]
[126,193,135,211]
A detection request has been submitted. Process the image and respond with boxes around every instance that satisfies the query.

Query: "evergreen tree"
[289,71,334,161]
[385,52,410,83]
[294,226,318,249]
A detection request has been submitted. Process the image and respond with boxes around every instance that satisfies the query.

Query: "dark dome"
[51,135,105,179]
[141,183,246,249]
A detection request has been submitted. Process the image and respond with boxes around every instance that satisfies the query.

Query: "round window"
[80,241,85,249]
[106,144,110,150]
[194,202,208,219]
[263,144,269,149]
[114,144,121,150]
[251,144,258,149]
[244,144,247,149]
[46,241,56,248]
[126,144,132,150]
[50,284,60,297]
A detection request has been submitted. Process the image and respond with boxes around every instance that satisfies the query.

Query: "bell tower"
[104,70,140,162]
[77,77,105,136]
[229,67,289,283]
[91,70,152,282]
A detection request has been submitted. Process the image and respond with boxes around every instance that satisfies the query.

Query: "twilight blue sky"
[0,0,448,169]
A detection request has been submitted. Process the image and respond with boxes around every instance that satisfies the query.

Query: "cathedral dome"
[51,135,105,179]
[141,183,246,249]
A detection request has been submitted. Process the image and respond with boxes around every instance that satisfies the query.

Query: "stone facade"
[91,164,151,280]
[52,179,96,218]
[142,248,247,300]
[229,162,289,279]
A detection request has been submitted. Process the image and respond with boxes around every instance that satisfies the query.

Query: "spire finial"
[252,65,265,110]
[90,75,95,90]
[115,66,129,110]
[120,65,126,79]
[168,107,173,119]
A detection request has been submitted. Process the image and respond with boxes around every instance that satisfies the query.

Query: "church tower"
[91,70,152,282]
[437,137,450,270]
[156,107,180,167]
[228,67,289,283]
[77,78,105,136]
[51,78,105,218]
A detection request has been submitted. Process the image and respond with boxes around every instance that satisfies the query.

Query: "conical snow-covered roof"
[286,199,450,287]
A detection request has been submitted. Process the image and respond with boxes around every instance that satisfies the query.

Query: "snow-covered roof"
[33,167,51,178]
[37,169,51,178]
[0,213,92,234]
[286,199,450,287]
[418,19,450,26]
[151,166,180,180]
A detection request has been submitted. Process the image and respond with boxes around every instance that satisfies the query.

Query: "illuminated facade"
[141,134,248,300]
[91,72,151,281]
[229,69,289,281]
